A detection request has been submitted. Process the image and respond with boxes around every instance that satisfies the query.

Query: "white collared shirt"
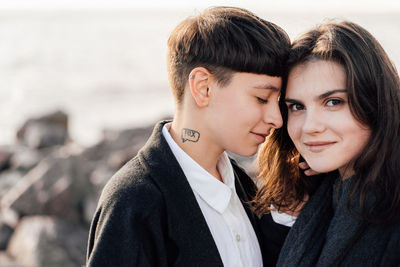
[270,207,297,227]
[162,124,262,267]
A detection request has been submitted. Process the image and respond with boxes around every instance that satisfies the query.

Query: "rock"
[9,146,47,172]
[83,193,99,225]
[0,171,24,202]
[7,216,88,267]
[0,208,19,251]
[0,146,12,172]
[0,208,19,228]
[81,125,153,163]
[89,163,114,190]
[0,252,23,267]
[107,149,134,169]
[0,223,13,250]
[1,153,90,223]
[16,110,69,149]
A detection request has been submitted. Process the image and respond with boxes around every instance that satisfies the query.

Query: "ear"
[188,67,211,107]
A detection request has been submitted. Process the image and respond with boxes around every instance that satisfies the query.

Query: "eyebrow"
[253,84,280,91]
[285,89,347,103]
[317,89,347,100]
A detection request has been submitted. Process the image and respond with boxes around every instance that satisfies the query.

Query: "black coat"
[86,121,284,267]
[277,172,400,267]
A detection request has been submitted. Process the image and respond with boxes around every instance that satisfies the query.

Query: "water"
[1,8,399,146]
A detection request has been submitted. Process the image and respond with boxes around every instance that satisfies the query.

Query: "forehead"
[229,72,282,90]
[286,60,346,97]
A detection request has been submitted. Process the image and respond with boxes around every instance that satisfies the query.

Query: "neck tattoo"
[181,128,200,143]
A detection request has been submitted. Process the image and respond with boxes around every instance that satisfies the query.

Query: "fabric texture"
[277,172,400,267]
[259,213,290,267]
[86,120,280,267]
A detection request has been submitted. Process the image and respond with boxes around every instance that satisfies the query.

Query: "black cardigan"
[86,121,287,266]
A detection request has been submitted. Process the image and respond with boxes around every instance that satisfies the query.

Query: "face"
[206,72,283,156]
[285,60,370,177]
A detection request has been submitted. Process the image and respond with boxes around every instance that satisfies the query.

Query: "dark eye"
[288,103,304,111]
[326,99,343,107]
[257,97,268,104]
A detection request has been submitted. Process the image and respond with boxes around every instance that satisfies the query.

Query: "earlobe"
[188,67,211,107]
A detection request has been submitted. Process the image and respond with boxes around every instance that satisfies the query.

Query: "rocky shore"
[0,110,256,267]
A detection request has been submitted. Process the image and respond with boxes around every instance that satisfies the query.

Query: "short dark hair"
[166,6,290,104]
[255,20,400,224]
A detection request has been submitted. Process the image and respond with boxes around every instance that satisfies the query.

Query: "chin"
[308,163,338,174]
[304,157,339,174]
[241,151,257,157]
[229,147,258,157]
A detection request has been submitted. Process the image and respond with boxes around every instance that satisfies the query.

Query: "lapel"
[232,162,260,235]
[137,121,223,266]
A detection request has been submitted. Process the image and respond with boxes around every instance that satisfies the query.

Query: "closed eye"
[257,97,268,104]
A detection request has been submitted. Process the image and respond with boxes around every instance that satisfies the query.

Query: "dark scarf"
[277,173,400,267]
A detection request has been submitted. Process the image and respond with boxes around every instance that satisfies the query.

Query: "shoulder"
[379,221,400,264]
[98,156,164,215]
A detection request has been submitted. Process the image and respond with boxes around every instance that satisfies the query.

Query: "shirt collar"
[162,123,235,213]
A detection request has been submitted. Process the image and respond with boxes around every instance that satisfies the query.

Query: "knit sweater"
[277,172,400,267]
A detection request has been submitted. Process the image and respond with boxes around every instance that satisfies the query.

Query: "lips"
[303,141,336,153]
[251,131,270,143]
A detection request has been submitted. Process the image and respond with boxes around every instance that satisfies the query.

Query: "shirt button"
[236,234,241,242]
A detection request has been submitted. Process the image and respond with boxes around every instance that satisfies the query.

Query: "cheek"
[339,112,370,143]
[344,125,371,153]
[217,93,245,117]
[287,116,301,142]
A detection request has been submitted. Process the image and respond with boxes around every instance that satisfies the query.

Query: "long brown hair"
[254,20,400,224]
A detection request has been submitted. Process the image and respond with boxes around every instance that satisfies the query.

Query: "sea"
[1,7,399,146]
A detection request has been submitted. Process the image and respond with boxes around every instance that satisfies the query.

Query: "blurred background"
[0,0,399,266]
[1,0,400,146]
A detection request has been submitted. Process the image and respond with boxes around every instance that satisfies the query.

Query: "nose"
[264,99,283,129]
[302,109,325,134]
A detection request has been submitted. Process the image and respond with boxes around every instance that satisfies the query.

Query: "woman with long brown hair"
[254,20,400,266]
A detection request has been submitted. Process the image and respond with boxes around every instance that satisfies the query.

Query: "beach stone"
[1,153,89,223]
[89,163,114,189]
[10,146,47,172]
[0,208,19,253]
[7,216,87,267]
[93,126,151,175]
[0,252,23,267]
[0,146,12,172]
[16,110,69,149]
[0,208,19,228]
[0,222,13,250]
[83,193,99,225]
[82,125,152,163]
[0,171,24,202]
[107,148,135,169]
[0,209,19,253]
